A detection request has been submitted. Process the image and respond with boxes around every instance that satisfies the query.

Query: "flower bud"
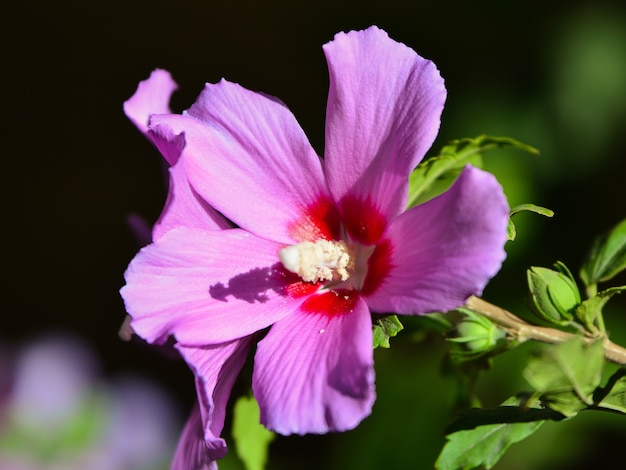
[527,265,581,325]
[448,312,506,358]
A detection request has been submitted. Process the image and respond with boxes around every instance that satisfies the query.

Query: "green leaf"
[509,204,555,218]
[407,135,539,208]
[594,369,626,414]
[580,218,626,287]
[436,396,546,470]
[574,286,626,333]
[232,395,275,470]
[597,381,626,414]
[411,312,454,334]
[522,338,605,417]
[508,204,554,241]
[373,314,404,348]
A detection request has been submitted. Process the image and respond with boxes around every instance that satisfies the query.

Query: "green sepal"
[232,395,275,470]
[574,286,626,334]
[372,314,404,349]
[407,135,539,208]
[522,338,605,417]
[508,204,554,241]
[580,218,626,288]
[436,396,547,470]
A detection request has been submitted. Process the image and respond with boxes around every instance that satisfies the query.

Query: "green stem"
[465,296,626,366]
[586,283,598,299]
[596,311,606,334]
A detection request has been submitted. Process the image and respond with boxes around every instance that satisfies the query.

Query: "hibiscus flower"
[120,25,509,466]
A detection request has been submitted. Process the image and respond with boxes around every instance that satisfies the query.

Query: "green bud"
[527,264,581,325]
[448,312,506,356]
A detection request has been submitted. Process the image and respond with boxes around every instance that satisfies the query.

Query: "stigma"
[279,239,354,283]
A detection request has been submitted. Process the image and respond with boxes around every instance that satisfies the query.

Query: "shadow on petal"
[208,263,309,304]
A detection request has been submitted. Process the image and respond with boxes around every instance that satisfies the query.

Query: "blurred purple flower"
[120,26,509,466]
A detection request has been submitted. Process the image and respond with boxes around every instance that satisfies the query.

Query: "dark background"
[4,0,626,468]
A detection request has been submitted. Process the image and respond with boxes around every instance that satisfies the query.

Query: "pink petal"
[152,160,231,241]
[171,404,218,470]
[177,337,254,461]
[121,227,314,345]
[124,69,177,136]
[124,69,185,166]
[364,165,509,314]
[252,293,375,435]
[323,26,446,223]
[148,79,335,244]
[148,116,186,165]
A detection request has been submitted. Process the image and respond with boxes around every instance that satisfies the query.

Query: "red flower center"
[283,195,394,310]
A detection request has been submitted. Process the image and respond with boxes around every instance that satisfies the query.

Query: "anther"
[279,239,354,283]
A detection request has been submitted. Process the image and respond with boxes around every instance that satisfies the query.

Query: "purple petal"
[323,26,446,222]
[149,79,334,244]
[365,165,509,314]
[177,336,253,461]
[124,69,177,137]
[121,227,311,345]
[153,160,231,241]
[252,297,375,435]
[171,405,218,470]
